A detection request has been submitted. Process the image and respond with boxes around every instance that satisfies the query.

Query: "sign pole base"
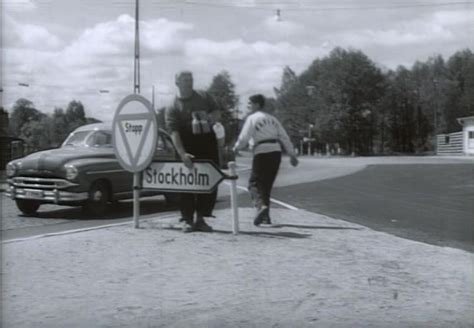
[133,172,140,229]
[228,162,239,234]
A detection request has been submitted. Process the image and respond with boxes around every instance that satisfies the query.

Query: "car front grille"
[9,177,78,189]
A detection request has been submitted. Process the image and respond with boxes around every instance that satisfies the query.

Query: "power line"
[176,0,474,11]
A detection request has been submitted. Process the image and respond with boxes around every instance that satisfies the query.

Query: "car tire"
[16,199,41,216]
[83,181,110,217]
[164,193,180,205]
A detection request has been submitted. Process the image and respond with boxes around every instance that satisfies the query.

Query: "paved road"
[0,195,178,240]
[271,164,474,252]
[2,157,473,253]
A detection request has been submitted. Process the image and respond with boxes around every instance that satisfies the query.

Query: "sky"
[2,0,473,122]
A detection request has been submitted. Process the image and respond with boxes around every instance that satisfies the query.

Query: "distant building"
[436,115,474,156]
[0,108,25,168]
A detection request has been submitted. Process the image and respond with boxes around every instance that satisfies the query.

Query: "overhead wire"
[171,0,474,11]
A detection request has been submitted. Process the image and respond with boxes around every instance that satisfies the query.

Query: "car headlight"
[65,165,79,180]
[6,163,17,177]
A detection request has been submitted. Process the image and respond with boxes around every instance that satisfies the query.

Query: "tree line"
[272,48,474,155]
[5,99,100,152]
[4,47,473,155]
[4,70,240,154]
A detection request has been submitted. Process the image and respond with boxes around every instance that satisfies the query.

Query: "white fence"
[436,131,463,155]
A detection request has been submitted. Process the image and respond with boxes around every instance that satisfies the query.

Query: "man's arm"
[276,119,299,167]
[170,131,194,169]
[233,117,253,152]
[165,103,194,168]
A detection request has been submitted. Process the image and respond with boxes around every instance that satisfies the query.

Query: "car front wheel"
[16,199,41,216]
[83,181,110,217]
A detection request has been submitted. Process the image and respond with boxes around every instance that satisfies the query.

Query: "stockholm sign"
[113,94,158,173]
[143,161,226,193]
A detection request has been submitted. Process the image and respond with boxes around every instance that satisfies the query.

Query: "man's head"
[248,94,265,112]
[175,70,194,97]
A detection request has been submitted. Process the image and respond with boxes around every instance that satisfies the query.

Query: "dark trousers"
[179,131,218,222]
[248,151,281,211]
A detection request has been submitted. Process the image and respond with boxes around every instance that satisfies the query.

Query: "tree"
[207,71,240,144]
[20,116,52,152]
[296,48,385,154]
[445,49,474,132]
[0,107,9,136]
[274,66,313,148]
[274,66,297,98]
[9,98,43,137]
[65,100,87,132]
[50,108,69,147]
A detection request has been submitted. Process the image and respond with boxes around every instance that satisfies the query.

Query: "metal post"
[133,172,140,228]
[307,130,311,156]
[228,161,239,234]
[134,0,140,94]
[133,0,140,229]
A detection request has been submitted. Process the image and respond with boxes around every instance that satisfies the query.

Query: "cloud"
[2,14,195,120]
[4,15,61,50]
[262,16,305,37]
[59,15,192,68]
[3,0,37,12]
[325,8,473,69]
[339,25,453,48]
[3,5,472,121]
[184,38,325,105]
[338,9,472,48]
[432,10,474,26]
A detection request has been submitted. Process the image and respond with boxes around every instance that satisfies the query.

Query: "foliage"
[274,48,474,154]
[9,99,45,137]
[0,107,9,136]
[207,70,240,144]
[20,116,53,152]
[6,99,100,153]
[65,100,87,132]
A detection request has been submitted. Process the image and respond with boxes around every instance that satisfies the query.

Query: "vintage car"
[5,123,180,216]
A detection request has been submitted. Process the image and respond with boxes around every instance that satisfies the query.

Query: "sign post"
[228,162,239,234]
[113,94,157,228]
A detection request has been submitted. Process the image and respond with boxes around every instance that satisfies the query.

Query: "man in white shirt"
[233,94,298,226]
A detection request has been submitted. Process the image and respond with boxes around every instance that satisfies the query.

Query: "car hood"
[16,147,115,176]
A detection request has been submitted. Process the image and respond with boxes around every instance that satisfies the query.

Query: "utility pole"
[133,0,141,228]
[152,85,155,110]
[433,79,438,153]
[134,0,140,94]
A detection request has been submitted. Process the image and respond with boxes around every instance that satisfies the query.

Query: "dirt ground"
[2,207,473,328]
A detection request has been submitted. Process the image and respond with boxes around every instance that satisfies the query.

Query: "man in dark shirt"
[165,71,220,232]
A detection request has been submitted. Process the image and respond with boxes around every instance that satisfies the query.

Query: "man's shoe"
[181,221,193,233]
[253,207,269,226]
[261,216,272,225]
[193,220,213,232]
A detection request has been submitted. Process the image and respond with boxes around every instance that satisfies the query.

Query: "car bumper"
[6,186,88,204]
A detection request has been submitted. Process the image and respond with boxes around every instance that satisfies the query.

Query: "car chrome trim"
[7,186,88,203]
[9,177,79,189]
[86,169,125,175]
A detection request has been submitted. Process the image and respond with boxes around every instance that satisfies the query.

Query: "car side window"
[88,131,112,148]
[156,132,178,156]
[156,135,167,151]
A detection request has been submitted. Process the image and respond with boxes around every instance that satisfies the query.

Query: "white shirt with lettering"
[234,111,296,156]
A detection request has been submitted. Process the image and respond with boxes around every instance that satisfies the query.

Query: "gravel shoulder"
[2,208,473,327]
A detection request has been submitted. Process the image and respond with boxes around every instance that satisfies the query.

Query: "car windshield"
[63,131,90,147]
[86,131,112,148]
[62,130,112,148]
